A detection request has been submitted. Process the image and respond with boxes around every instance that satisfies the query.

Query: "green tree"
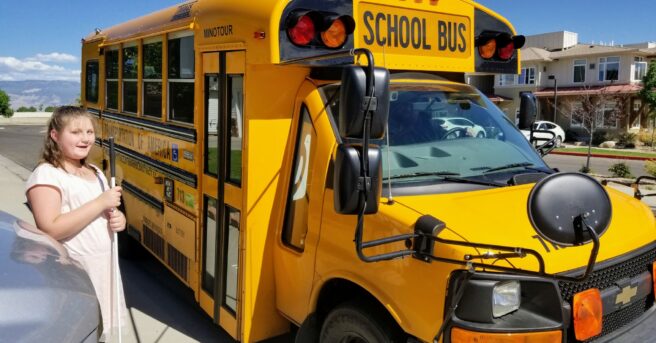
[44,106,56,112]
[16,106,37,112]
[639,61,656,147]
[0,89,12,117]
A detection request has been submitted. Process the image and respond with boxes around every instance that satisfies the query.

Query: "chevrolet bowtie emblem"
[615,285,638,305]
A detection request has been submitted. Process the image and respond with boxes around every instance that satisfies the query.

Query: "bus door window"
[227,75,243,185]
[203,196,219,295]
[223,205,240,313]
[168,32,195,123]
[282,106,316,250]
[205,74,220,176]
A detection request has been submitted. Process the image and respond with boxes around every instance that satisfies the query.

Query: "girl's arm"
[27,185,122,241]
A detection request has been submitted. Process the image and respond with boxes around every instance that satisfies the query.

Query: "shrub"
[639,131,656,147]
[579,165,592,174]
[592,130,609,146]
[608,162,632,178]
[645,160,656,177]
[616,132,637,148]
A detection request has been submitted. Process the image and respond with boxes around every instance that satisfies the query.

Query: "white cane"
[108,137,122,343]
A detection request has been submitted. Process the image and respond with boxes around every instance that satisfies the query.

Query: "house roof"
[548,44,637,59]
[484,94,513,102]
[521,47,552,62]
[533,83,642,97]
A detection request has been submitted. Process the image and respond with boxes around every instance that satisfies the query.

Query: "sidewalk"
[551,144,656,161]
[0,153,197,343]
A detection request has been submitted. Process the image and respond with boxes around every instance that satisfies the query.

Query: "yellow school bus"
[81,0,656,342]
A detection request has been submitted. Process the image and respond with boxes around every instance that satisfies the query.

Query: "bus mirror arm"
[409,215,601,283]
[530,129,556,156]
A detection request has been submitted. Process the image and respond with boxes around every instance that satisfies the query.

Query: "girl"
[25,106,127,342]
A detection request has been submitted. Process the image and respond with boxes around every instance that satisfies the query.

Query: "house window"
[518,67,535,85]
[634,57,647,81]
[596,102,618,128]
[573,59,586,83]
[598,57,619,81]
[498,74,515,86]
[632,99,642,129]
[570,102,584,127]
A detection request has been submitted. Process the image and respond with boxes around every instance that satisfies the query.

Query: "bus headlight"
[492,280,521,318]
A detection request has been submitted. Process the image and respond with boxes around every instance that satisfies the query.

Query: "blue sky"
[1,1,655,81]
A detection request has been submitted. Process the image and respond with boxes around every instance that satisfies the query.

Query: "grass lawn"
[554,147,656,159]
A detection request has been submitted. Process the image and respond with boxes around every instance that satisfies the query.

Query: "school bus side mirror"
[338,66,390,139]
[517,91,537,130]
[527,172,611,246]
[333,144,382,214]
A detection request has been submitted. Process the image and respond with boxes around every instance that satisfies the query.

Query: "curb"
[551,150,656,161]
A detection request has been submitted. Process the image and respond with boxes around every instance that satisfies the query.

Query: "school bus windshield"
[324,81,550,188]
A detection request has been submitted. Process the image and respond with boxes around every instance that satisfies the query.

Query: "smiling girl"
[25,106,126,342]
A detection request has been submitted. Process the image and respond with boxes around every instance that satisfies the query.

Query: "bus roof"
[83,0,521,74]
[83,1,196,44]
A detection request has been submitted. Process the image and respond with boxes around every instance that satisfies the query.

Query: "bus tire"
[319,302,403,343]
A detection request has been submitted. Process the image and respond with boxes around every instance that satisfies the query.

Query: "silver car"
[0,211,100,343]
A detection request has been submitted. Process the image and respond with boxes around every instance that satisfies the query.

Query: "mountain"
[0,80,80,110]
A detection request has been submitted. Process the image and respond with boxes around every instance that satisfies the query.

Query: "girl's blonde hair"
[41,106,97,169]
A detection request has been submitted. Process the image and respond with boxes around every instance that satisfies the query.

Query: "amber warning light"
[286,10,355,48]
[476,31,525,61]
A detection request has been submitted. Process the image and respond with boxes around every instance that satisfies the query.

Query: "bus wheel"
[319,302,403,343]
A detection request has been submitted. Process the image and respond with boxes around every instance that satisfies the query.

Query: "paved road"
[0,124,45,171]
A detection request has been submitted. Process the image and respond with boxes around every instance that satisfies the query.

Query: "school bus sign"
[358,3,471,71]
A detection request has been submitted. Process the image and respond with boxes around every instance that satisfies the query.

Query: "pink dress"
[25,163,127,342]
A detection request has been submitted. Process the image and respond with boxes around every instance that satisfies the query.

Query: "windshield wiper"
[482,162,545,174]
[389,171,460,180]
[388,171,504,187]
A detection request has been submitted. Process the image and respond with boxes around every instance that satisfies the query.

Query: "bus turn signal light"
[477,39,496,59]
[320,16,354,48]
[450,327,562,342]
[573,288,603,341]
[652,263,655,298]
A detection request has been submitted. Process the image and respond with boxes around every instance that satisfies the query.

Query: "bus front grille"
[143,226,165,261]
[167,244,188,281]
[558,245,656,342]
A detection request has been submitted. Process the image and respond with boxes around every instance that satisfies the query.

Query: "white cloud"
[22,88,41,94]
[30,53,77,63]
[0,55,80,81]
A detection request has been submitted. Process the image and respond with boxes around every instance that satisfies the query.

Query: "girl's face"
[51,117,95,162]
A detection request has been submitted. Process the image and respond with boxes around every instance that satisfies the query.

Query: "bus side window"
[282,106,316,250]
[168,32,195,124]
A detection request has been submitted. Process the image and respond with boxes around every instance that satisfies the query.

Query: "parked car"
[521,120,566,147]
[434,117,487,138]
[0,211,100,343]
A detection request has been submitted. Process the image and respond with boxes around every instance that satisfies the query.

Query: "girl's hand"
[108,209,126,232]
[97,186,122,210]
